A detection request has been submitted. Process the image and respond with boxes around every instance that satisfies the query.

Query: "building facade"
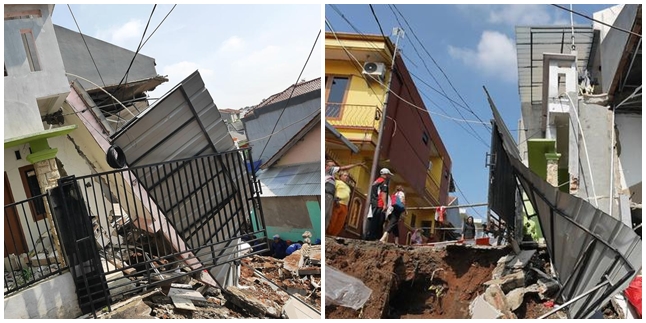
[325,31,453,241]
[514,4,641,233]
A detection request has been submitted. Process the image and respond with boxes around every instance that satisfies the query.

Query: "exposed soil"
[325,237,510,319]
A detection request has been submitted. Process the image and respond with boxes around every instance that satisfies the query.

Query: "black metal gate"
[49,149,268,316]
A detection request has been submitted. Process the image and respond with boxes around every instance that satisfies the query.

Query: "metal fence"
[4,194,68,295]
[45,149,268,316]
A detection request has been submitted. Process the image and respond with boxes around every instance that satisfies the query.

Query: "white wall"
[3,271,82,319]
[4,4,70,139]
[615,114,641,188]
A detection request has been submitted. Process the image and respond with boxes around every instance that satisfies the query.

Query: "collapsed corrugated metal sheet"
[256,162,320,197]
[485,89,642,318]
[486,121,522,242]
[110,70,265,286]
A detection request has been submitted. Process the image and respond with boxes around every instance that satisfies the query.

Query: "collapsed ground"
[325,237,621,319]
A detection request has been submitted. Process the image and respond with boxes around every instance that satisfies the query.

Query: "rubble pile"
[473,247,637,319]
[325,237,635,319]
[92,249,321,319]
[4,230,62,292]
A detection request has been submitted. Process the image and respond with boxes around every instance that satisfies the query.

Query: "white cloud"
[488,5,554,25]
[162,61,214,81]
[448,30,517,82]
[458,5,567,27]
[232,45,281,68]
[219,36,245,52]
[96,19,143,48]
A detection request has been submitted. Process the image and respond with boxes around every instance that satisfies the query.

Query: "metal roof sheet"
[486,89,641,319]
[515,26,594,104]
[257,163,321,197]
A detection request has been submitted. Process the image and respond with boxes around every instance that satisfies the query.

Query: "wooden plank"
[171,296,196,311]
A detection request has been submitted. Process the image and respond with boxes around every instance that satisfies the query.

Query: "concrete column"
[32,157,66,267]
[545,153,561,187]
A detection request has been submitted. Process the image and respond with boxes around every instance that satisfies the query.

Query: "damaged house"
[4,4,269,319]
[481,4,642,318]
[242,78,322,243]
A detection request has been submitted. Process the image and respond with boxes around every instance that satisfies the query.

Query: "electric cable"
[67,5,106,88]
[552,4,642,38]
[255,29,321,162]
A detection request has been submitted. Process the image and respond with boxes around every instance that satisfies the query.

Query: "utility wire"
[551,4,642,38]
[369,4,386,39]
[454,180,485,218]
[327,19,486,203]
[67,5,106,88]
[246,109,321,144]
[391,5,491,131]
[386,6,490,146]
[140,4,177,49]
[255,29,321,163]
[327,18,490,146]
[119,5,157,94]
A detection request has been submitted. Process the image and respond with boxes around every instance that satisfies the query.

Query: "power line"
[454,180,485,218]
[327,18,488,211]
[67,5,106,88]
[369,4,386,39]
[330,5,489,146]
[551,4,642,38]
[326,18,490,146]
[256,29,321,163]
[391,5,492,131]
[120,5,157,92]
[140,4,177,49]
[246,109,321,144]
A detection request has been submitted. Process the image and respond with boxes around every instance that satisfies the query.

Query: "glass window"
[326,76,349,118]
[19,165,46,221]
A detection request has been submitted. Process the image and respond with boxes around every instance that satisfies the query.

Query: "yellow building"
[325,31,454,241]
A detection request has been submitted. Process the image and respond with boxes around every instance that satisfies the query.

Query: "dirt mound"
[325,237,510,319]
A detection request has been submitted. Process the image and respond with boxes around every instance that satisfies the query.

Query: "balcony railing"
[425,172,441,204]
[325,103,382,130]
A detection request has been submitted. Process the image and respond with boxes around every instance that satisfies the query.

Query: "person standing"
[325,160,364,232]
[326,171,352,236]
[367,168,393,241]
[380,185,406,244]
[461,216,476,241]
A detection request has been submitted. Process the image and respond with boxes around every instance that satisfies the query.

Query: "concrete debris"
[484,270,526,293]
[506,287,527,311]
[82,251,320,319]
[470,294,503,319]
[224,286,281,318]
[483,284,517,319]
[505,250,536,269]
[168,287,207,302]
[171,296,197,311]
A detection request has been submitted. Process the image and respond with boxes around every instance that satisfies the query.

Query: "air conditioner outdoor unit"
[362,62,386,81]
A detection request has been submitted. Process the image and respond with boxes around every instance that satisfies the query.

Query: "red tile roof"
[251,77,321,111]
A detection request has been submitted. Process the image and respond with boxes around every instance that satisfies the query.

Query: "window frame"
[324,75,351,120]
[19,164,46,221]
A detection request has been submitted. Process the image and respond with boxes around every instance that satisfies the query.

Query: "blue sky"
[52,4,321,110]
[326,4,615,220]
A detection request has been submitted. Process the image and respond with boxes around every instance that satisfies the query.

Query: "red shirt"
[372,177,388,208]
